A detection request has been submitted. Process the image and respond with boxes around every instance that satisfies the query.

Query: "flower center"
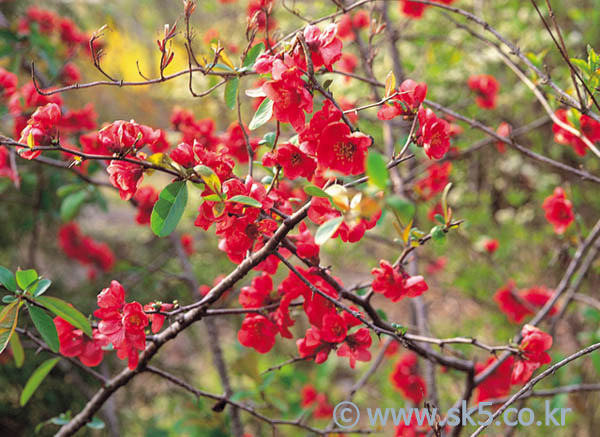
[334,141,355,162]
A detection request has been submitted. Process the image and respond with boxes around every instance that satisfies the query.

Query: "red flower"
[542,187,574,234]
[93,281,148,370]
[474,356,515,402]
[400,0,429,19]
[275,143,317,180]
[297,326,333,364]
[427,202,443,222]
[58,223,115,272]
[416,108,450,160]
[239,273,273,309]
[496,122,511,153]
[338,53,358,83]
[169,141,197,168]
[0,146,17,182]
[18,103,62,160]
[143,302,174,334]
[300,24,343,71]
[0,67,17,98]
[414,162,451,200]
[337,327,372,368]
[263,62,313,131]
[98,120,160,154]
[221,122,260,163]
[238,314,279,353]
[133,186,158,225]
[300,384,333,418]
[390,352,426,403]
[552,109,594,156]
[467,74,499,109]
[289,222,320,264]
[320,312,348,343]
[54,317,105,367]
[425,256,447,275]
[60,63,81,86]
[181,234,194,255]
[107,160,144,200]
[317,121,372,175]
[483,238,499,254]
[59,104,98,133]
[371,260,428,302]
[377,79,427,120]
[495,281,556,324]
[511,325,552,384]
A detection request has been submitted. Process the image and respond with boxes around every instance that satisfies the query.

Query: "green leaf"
[32,279,52,297]
[259,131,276,147]
[314,217,343,245]
[150,181,188,238]
[56,183,82,198]
[303,184,331,199]
[244,42,265,67]
[387,195,415,223]
[86,417,105,430]
[20,357,60,406]
[434,214,446,225]
[366,152,389,190]
[248,98,273,131]
[224,77,239,110]
[0,266,16,292]
[227,195,262,208]
[2,295,16,304]
[16,269,38,290]
[431,226,445,241]
[202,194,222,202]
[35,296,92,338]
[10,331,24,368]
[60,190,88,221]
[28,304,60,353]
[0,301,20,354]
[376,309,388,321]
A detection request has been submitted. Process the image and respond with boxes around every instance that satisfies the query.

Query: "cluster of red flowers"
[542,187,574,234]
[337,10,370,41]
[552,109,600,156]
[18,7,89,48]
[467,74,500,109]
[17,102,61,159]
[93,281,149,370]
[495,281,556,323]
[237,267,372,368]
[58,223,115,279]
[476,325,553,401]
[390,352,427,404]
[371,260,428,302]
[300,384,334,419]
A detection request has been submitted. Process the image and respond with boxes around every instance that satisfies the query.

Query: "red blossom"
[371,260,428,302]
[143,302,175,334]
[181,234,195,255]
[107,159,144,200]
[0,67,17,98]
[390,352,426,403]
[467,74,499,109]
[275,143,317,180]
[98,120,160,154]
[317,121,372,175]
[416,108,451,160]
[18,103,62,160]
[474,356,515,403]
[54,316,105,367]
[511,325,552,384]
[496,122,511,153]
[414,162,452,200]
[237,314,279,353]
[337,327,372,368]
[483,238,499,254]
[93,281,148,370]
[495,282,557,324]
[542,187,574,234]
[377,79,427,120]
[299,24,343,71]
[58,222,115,272]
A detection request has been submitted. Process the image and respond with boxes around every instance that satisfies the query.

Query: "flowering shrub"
[0,2,599,436]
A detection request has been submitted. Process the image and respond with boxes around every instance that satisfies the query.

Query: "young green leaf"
[20,358,60,406]
[248,98,273,131]
[34,296,92,338]
[28,304,60,353]
[315,216,343,245]
[16,269,38,290]
[10,331,24,368]
[86,417,106,430]
[224,77,239,110]
[243,42,265,67]
[150,181,188,238]
[366,151,389,190]
[0,266,16,292]
[228,195,262,208]
[0,300,20,354]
